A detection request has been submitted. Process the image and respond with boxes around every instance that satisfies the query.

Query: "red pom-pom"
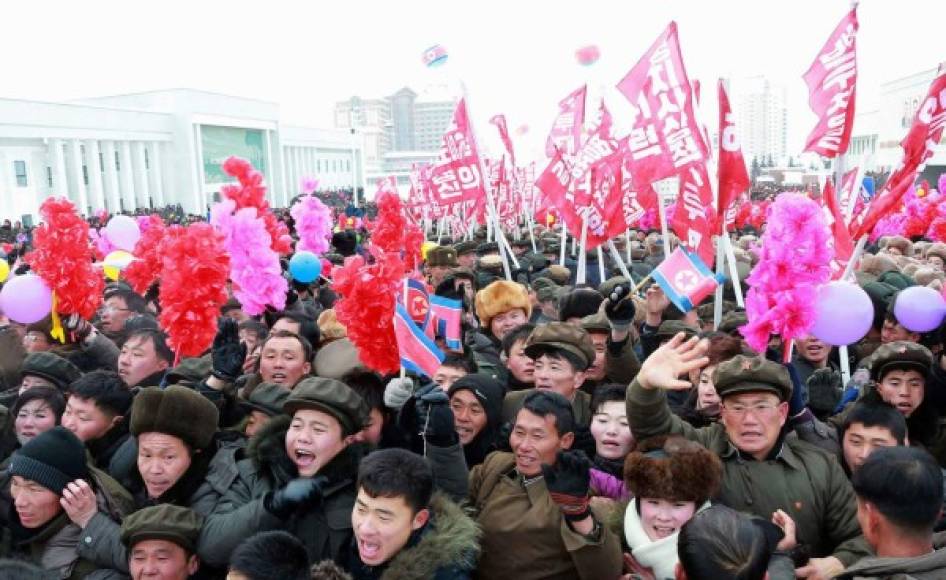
[123,215,167,295]
[158,223,230,358]
[367,191,424,271]
[26,197,103,320]
[220,156,292,255]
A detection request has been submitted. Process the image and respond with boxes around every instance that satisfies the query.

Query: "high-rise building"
[334,96,393,175]
[732,76,788,166]
[389,87,417,151]
[412,85,456,152]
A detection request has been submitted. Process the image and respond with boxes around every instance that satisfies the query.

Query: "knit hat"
[623,435,722,504]
[283,377,369,436]
[241,383,290,417]
[713,355,792,401]
[447,374,505,426]
[120,505,202,553]
[9,426,89,495]
[20,352,82,391]
[474,280,532,329]
[130,386,220,451]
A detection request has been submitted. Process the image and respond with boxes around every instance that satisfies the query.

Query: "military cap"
[241,382,290,417]
[477,255,504,273]
[476,242,499,257]
[547,265,571,286]
[719,310,748,335]
[283,377,370,435]
[524,322,596,370]
[20,352,82,391]
[598,276,630,300]
[426,246,458,268]
[454,240,479,256]
[580,311,611,334]
[868,341,932,382]
[543,242,561,255]
[120,505,202,553]
[655,320,700,341]
[536,284,562,303]
[164,356,212,386]
[313,338,364,380]
[713,355,792,401]
[531,277,557,292]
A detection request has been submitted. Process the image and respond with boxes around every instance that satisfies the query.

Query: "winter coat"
[466,330,505,383]
[341,493,480,580]
[589,468,628,501]
[623,498,711,580]
[75,434,242,575]
[836,532,946,579]
[196,415,367,567]
[0,467,133,580]
[468,451,623,580]
[627,379,871,567]
[605,335,642,386]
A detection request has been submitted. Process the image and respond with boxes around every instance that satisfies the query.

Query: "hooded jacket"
[196,415,368,567]
[448,375,505,468]
[341,493,481,580]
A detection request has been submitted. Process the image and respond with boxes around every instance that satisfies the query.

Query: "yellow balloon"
[103,250,133,281]
[0,260,8,283]
[421,241,438,261]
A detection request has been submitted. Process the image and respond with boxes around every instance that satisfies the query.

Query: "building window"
[82,165,89,185]
[145,148,150,170]
[115,151,121,171]
[13,161,27,187]
[99,152,105,172]
[46,167,53,188]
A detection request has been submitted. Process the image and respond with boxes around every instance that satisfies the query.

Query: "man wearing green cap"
[627,334,870,579]
[121,504,202,580]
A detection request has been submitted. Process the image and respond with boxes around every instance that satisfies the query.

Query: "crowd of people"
[0,203,946,580]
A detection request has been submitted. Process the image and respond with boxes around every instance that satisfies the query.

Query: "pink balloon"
[810,281,873,346]
[105,215,141,251]
[0,274,53,323]
[575,45,600,66]
[894,286,946,332]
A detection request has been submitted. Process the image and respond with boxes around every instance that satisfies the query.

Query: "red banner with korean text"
[852,69,946,239]
[490,114,516,167]
[671,162,716,267]
[616,21,709,185]
[545,85,587,158]
[717,80,750,231]
[821,178,855,263]
[428,98,488,207]
[803,6,858,158]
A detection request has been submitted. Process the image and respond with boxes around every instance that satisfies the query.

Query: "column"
[49,139,68,198]
[0,151,14,220]
[67,140,89,215]
[132,142,150,208]
[307,148,315,178]
[147,142,165,207]
[84,139,105,212]
[118,141,136,211]
[101,141,121,212]
[294,148,304,193]
[286,147,297,197]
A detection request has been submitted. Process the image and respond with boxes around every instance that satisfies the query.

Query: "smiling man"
[342,448,479,579]
[469,390,622,580]
[627,335,870,579]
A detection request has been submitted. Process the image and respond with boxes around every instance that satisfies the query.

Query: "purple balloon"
[105,215,141,251]
[810,281,874,346]
[893,286,946,332]
[0,274,53,324]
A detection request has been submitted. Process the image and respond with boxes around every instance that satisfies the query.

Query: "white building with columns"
[0,89,364,224]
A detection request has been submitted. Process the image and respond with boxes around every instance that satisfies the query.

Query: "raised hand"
[636,333,709,391]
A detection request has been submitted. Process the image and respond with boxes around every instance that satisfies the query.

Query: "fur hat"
[859,253,899,277]
[130,386,220,451]
[884,235,914,257]
[317,309,347,344]
[623,436,722,504]
[475,280,531,329]
[926,242,946,264]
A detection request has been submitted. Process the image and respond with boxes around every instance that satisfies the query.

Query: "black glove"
[413,384,457,447]
[64,314,93,343]
[211,317,247,382]
[264,476,328,519]
[541,450,592,522]
[806,367,843,418]
[604,284,636,330]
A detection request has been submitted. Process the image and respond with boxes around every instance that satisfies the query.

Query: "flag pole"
[608,239,634,283]
[576,217,589,285]
[559,220,568,266]
[657,185,671,260]
[597,245,606,284]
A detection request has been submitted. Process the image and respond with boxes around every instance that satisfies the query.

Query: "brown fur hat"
[624,435,722,504]
[130,385,219,451]
[884,235,914,257]
[474,280,532,329]
[859,253,899,277]
[925,242,946,264]
[317,308,347,344]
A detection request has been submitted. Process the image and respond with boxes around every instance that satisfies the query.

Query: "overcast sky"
[4,0,941,162]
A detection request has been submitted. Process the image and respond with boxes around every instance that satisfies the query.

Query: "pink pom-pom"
[301,177,319,195]
[290,194,333,255]
[575,45,600,66]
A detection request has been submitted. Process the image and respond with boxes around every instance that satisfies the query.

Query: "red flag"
[490,114,516,167]
[837,167,860,223]
[616,21,709,185]
[802,7,858,157]
[428,99,488,207]
[671,162,716,267]
[545,85,587,158]
[852,69,946,238]
[717,80,750,231]
[821,178,854,262]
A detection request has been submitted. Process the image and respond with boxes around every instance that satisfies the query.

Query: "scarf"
[623,499,711,580]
